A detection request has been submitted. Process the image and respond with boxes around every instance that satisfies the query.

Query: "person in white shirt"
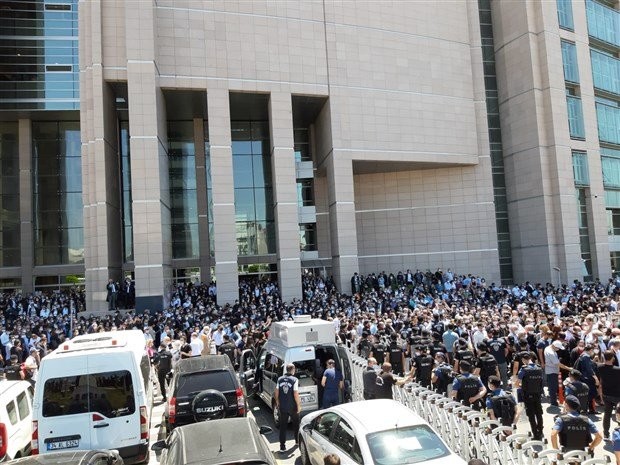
[190,332,203,357]
[212,325,224,349]
[24,347,39,384]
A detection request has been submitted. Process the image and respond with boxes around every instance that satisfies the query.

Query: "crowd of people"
[3,268,620,458]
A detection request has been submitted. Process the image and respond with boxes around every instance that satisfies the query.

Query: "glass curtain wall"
[0,0,79,110]
[32,121,83,265]
[205,123,214,257]
[231,121,275,256]
[0,123,20,267]
[556,0,574,30]
[120,122,132,262]
[478,0,513,283]
[168,121,199,259]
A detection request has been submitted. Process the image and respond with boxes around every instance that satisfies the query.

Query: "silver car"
[298,399,467,465]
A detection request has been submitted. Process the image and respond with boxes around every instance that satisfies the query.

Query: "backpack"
[490,394,516,426]
[479,354,498,381]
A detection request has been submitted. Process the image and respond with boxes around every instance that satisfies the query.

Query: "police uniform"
[413,353,434,388]
[518,362,544,440]
[155,347,172,401]
[433,363,454,394]
[276,372,300,450]
[452,373,484,410]
[553,411,598,451]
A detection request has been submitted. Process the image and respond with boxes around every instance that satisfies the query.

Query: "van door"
[238,350,257,395]
[336,346,353,403]
[37,358,92,453]
[88,354,141,451]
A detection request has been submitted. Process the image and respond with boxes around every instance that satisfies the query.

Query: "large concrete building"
[0,0,618,311]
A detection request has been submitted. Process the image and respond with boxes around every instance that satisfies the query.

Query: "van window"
[17,391,30,420]
[293,360,317,387]
[5,400,17,425]
[263,354,283,383]
[42,370,135,418]
[176,371,236,397]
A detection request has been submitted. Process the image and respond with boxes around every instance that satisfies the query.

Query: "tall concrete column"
[194,118,211,283]
[326,152,359,293]
[206,88,238,304]
[269,92,302,301]
[125,0,172,311]
[18,119,33,293]
[79,0,122,311]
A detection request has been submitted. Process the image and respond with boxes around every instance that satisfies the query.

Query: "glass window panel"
[603,156,620,188]
[59,156,82,192]
[170,191,198,223]
[566,95,586,139]
[252,155,272,188]
[586,0,619,47]
[596,102,620,145]
[251,121,269,140]
[236,222,251,256]
[254,188,274,222]
[232,141,252,154]
[233,156,254,188]
[561,41,579,84]
[591,49,620,96]
[167,121,194,140]
[231,122,251,140]
[234,189,255,221]
[557,0,574,30]
[62,228,84,264]
[572,151,589,186]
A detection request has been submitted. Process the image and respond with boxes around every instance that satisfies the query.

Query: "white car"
[298,399,467,465]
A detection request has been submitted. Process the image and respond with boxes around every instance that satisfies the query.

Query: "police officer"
[551,395,602,452]
[370,337,387,365]
[454,339,476,373]
[3,355,21,381]
[155,343,172,401]
[516,353,544,440]
[486,330,509,388]
[486,376,517,426]
[432,352,454,395]
[388,334,405,376]
[564,369,589,414]
[598,350,620,440]
[474,342,499,387]
[412,345,434,388]
[451,360,487,410]
[274,363,301,452]
[357,332,373,359]
[363,357,378,400]
[574,344,600,414]
[218,335,237,367]
[321,359,343,408]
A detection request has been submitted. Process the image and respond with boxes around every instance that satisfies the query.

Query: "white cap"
[552,340,564,350]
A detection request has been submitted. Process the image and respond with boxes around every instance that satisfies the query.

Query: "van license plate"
[47,439,79,450]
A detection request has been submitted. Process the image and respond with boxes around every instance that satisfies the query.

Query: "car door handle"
[93,423,109,428]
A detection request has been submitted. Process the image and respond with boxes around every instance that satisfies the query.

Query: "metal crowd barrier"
[347,352,612,465]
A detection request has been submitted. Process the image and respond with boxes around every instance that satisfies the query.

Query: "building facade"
[0,0,618,311]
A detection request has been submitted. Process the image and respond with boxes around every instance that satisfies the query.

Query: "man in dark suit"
[106,279,118,311]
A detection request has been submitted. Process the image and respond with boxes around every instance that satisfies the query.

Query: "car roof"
[176,355,233,374]
[327,399,426,433]
[0,380,29,397]
[177,417,275,465]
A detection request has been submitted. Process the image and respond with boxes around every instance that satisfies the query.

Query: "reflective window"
[591,49,620,96]
[561,41,579,84]
[5,400,17,426]
[586,0,619,47]
[0,1,79,111]
[299,224,317,252]
[294,128,312,162]
[566,95,585,139]
[17,391,29,420]
[557,0,574,30]
[297,180,314,207]
[204,125,214,258]
[596,101,620,145]
[42,370,135,418]
[0,123,20,266]
[120,122,133,262]
[367,425,450,465]
[576,188,593,280]
[572,151,589,186]
[232,121,275,256]
[168,121,198,259]
[607,209,620,236]
[33,121,83,265]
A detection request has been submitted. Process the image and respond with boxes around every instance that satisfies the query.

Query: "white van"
[32,330,153,464]
[239,315,356,425]
[0,380,34,461]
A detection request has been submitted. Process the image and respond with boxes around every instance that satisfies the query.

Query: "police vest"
[157,351,172,373]
[567,381,589,413]
[277,375,298,413]
[389,344,403,368]
[416,355,433,383]
[456,375,480,404]
[434,365,453,393]
[559,414,591,451]
[457,349,475,365]
[478,354,498,381]
[3,365,21,381]
[521,365,543,396]
[373,344,386,364]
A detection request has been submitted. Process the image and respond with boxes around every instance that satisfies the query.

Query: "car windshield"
[366,424,450,465]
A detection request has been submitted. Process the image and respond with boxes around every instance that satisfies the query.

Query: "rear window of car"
[176,371,236,397]
[5,400,17,425]
[42,370,135,418]
[366,424,450,465]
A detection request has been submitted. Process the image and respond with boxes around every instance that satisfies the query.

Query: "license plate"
[47,439,79,451]
[300,395,316,405]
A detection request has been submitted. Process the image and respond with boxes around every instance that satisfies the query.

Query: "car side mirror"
[151,440,168,452]
[302,424,313,435]
[259,425,273,435]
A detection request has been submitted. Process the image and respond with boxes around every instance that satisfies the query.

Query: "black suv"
[163,355,246,432]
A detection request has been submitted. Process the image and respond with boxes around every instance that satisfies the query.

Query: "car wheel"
[272,401,280,427]
[192,389,228,422]
[299,438,310,465]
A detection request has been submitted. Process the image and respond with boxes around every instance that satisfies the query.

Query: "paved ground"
[147,387,616,464]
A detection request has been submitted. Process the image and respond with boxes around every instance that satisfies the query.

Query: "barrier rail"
[347,352,612,465]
